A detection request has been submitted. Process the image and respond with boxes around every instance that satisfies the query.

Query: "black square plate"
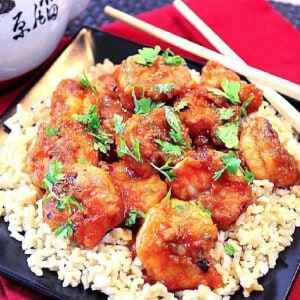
[0,27,299,300]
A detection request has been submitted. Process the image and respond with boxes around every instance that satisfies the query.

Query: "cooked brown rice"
[0,60,299,300]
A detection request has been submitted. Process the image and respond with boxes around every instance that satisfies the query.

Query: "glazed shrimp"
[136,199,223,291]
[240,117,299,187]
[43,163,124,249]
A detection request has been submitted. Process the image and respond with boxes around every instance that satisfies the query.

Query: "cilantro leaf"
[117,136,142,163]
[125,209,147,227]
[41,160,65,190]
[151,158,176,182]
[132,85,164,115]
[216,107,235,121]
[165,106,184,145]
[55,196,83,214]
[221,79,240,104]
[175,100,189,112]
[54,219,74,239]
[113,114,124,134]
[243,168,255,184]
[224,243,236,256]
[215,119,240,149]
[155,83,174,94]
[207,78,240,105]
[162,48,186,66]
[80,69,97,96]
[78,157,89,164]
[73,105,113,154]
[161,188,172,203]
[45,126,59,137]
[213,151,255,184]
[197,202,212,217]
[171,201,189,213]
[241,95,254,117]
[222,152,241,174]
[154,139,183,156]
[134,46,161,66]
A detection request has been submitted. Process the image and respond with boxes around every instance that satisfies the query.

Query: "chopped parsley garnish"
[78,157,89,164]
[207,78,240,105]
[41,160,65,191]
[54,219,74,239]
[197,202,212,217]
[216,107,235,121]
[125,209,147,227]
[113,114,124,134]
[55,195,83,214]
[41,161,83,239]
[134,45,161,66]
[117,136,142,163]
[154,139,183,156]
[73,105,113,154]
[241,96,254,117]
[80,69,97,96]
[215,119,240,149]
[161,188,172,203]
[151,158,176,182]
[155,83,174,94]
[224,243,236,256]
[45,126,59,137]
[165,106,185,145]
[213,151,254,184]
[175,100,189,112]
[171,201,189,213]
[132,85,164,115]
[41,160,83,209]
[162,48,186,66]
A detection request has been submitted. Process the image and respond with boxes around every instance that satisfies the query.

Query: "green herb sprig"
[73,105,113,154]
[125,209,147,227]
[80,70,97,96]
[132,85,164,115]
[151,158,176,182]
[134,46,161,66]
[117,136,142,163]
[213,151,254,184]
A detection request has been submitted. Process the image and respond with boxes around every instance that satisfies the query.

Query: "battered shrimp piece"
[168,150,253,230]
[175,87,241,148]
[95,74,132,135]
[27,120,98,188]
[117,107,191,178]
[175,88,219,140]
[51,79,99,125]
[240,117,299,187]
[198,174,253,230]
[109,161,168,215]
[136,199,223,291]
[201,61,263,112]
[114,55,196,111]
[43,163,124,249]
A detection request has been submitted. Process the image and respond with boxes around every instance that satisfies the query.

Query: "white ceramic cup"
[0,0,89,84]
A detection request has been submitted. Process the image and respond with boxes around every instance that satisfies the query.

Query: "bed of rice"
[0,61,300,300]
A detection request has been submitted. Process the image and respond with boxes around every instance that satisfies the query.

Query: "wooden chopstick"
[104,5,300,101]
[173,0,300,133]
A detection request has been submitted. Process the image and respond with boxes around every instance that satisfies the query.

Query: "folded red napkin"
[1,0,300,299]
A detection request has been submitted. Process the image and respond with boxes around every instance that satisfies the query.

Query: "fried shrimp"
[43,163,124,249]
[136,199,223,291]
[240,117,299,187]
[168,150,253,230]
[114,55,196,111]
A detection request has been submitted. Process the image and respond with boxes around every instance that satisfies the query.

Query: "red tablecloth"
[0,0,300,299]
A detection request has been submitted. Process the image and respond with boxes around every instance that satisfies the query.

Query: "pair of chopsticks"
[104,1,300,133]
